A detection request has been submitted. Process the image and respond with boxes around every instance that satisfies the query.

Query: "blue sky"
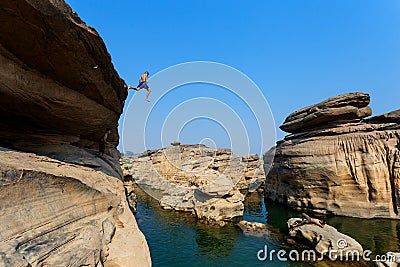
[66,0,400,155]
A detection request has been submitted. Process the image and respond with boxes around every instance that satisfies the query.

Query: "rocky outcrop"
[0,148,151,266]
[122,144,264,225]
[265,92,400,219]
[287,217,363,258]
[0,0,127,149]
[0,0,151,266]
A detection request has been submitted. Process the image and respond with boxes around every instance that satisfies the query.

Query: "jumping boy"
[128,71,151,102]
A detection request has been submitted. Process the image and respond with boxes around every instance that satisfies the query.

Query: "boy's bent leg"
[145,88,151,101]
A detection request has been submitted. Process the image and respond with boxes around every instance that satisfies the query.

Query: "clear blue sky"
[66,0,400,155]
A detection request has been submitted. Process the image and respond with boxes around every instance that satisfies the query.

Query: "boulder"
[171,141,181,146]
[0,0,126,149]
[194,190,244,226]
[287,218,363,259]
[265,93,400,219]
[280,92,371,133]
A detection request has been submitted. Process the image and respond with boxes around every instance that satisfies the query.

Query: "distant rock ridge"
[265,92,400,219]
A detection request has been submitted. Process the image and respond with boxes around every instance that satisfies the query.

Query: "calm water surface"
[134,187,400,267]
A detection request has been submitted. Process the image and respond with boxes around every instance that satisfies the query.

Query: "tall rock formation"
[0,0,126,149]
[0,0,151,266]
[265,92,400,219]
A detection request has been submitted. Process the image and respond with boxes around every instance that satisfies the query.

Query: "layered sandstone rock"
[265,92,400,219]
[280,92,372,133]
[0,148,151,266]
[122,144,264,225]
[0,0,151,266]
[0,0,127,149]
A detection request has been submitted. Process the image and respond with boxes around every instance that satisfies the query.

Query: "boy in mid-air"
[128,71,151,102]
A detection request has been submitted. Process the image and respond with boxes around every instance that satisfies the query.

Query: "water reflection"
[196,225,237,258]
[243,192,267,223]
[327,216,400,256]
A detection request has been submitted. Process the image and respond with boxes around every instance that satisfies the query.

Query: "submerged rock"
[236,221,269,236]
[287,217,363,259]
[266,92,400,219]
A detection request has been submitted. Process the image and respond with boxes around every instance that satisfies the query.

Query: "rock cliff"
[0,0,127,149]
[265,92,400,219]
[0,0,151,266]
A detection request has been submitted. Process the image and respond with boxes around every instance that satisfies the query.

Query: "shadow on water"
[134,186,400,267]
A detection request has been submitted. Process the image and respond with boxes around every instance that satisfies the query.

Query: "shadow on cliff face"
[0,0,126,151]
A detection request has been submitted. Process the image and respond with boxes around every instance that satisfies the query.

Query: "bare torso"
[140,73,148,82]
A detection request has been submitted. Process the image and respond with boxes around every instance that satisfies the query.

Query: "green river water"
[134,187,400,267]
